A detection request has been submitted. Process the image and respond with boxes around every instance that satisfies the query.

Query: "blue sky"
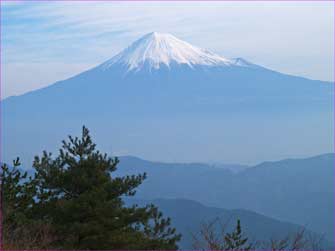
[1,1,334,98]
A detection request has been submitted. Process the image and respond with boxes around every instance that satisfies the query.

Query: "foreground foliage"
[192,218,325,251]
[1,127,180,249]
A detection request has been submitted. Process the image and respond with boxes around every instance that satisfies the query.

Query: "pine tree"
[1,158,30,225]
[1,159,30,236]
[224,219,251,250]
[0,158,51,249]
[32,126,181,249]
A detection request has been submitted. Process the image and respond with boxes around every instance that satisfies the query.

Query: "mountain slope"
[3,32,332,166]
[126,198,331,249]
[115,154,334,240]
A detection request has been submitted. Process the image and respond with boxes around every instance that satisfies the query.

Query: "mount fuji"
[2,32,333,166]
[100,32,255,71]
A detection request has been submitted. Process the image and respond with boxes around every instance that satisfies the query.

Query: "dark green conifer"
[32,126,181,249]
[224,219,251,250]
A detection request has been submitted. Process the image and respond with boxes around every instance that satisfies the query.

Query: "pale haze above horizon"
[1,1,334,99]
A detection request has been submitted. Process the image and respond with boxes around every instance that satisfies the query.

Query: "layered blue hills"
[116,153,334,242]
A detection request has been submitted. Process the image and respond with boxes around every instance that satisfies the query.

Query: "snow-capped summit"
[100,32,239,71]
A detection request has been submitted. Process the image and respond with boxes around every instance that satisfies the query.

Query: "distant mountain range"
[115,153,334,241]
[2,32,333,165]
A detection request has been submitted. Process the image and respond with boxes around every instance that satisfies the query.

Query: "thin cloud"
[1,1,333,98]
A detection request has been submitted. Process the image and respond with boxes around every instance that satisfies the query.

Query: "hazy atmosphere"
[1,2,334,250]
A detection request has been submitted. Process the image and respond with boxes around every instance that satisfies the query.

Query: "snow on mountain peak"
[101,32,240,71]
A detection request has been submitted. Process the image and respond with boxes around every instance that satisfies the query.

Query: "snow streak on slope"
[100,32,240,71]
